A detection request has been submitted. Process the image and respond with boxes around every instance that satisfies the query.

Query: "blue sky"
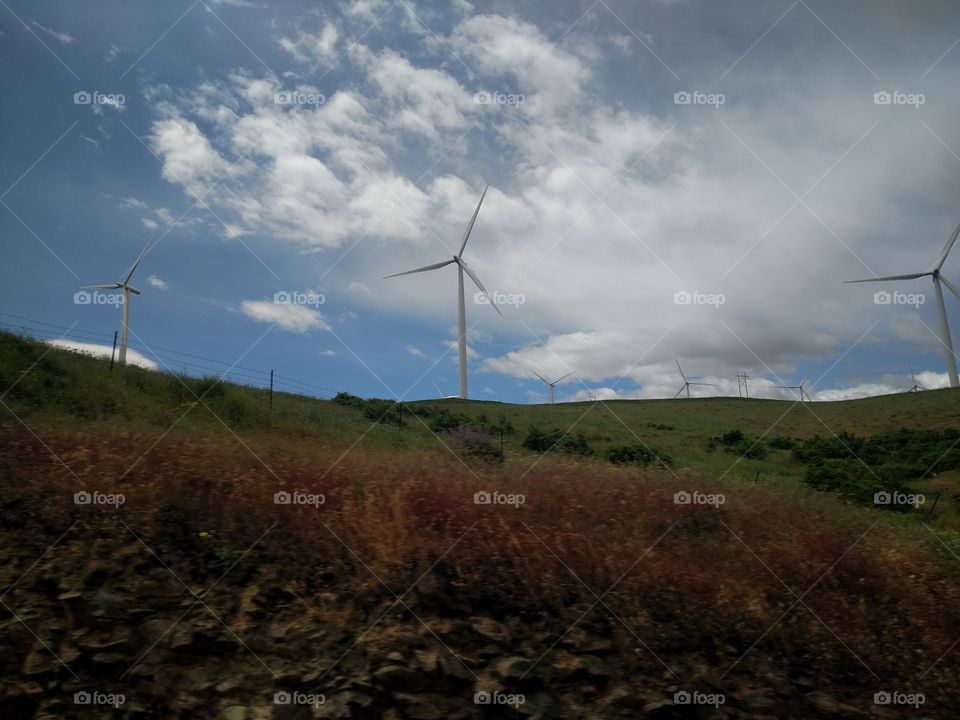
[2,0,960,402]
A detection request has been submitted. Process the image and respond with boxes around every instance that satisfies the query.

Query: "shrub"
[523,425,593,456]
[720,429,744,447]
[606,443,673,466]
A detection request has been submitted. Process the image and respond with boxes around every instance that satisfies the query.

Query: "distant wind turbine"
[532,370,575,404]
[433,381,458,399]
[777,375,812,402]
[674,359,717,399]
[845,222,960,388]
[907,364,926,393]
[81,234,155,366]
[384,185,500,399]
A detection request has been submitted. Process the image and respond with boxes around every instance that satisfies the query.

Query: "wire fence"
[0,312,340,400]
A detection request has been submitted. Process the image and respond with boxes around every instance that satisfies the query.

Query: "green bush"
[606,443,673,466]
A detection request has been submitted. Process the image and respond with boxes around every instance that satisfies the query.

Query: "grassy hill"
[3,329,960,718]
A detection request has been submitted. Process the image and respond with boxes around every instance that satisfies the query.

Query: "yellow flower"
[199,531,211,539]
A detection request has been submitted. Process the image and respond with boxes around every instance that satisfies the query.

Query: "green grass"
[2,329,959,526]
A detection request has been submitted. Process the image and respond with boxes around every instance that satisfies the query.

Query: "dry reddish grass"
[2,421,960,700]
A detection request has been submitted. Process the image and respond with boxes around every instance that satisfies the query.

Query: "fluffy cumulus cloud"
[241,300,329,333]
[141,2,960,398]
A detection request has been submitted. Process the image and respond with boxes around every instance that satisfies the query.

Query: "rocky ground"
[0,521,943,719]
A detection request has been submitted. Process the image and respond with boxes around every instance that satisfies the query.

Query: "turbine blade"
[552,371,576,384]
[460,260,501,316]
[82,283,122,290]
[459,184,488,257]
[844,273,929,283]
[673,385,685,399]
[532,370,549,384]
[383,258,455,279]
[690,382,718,387]
[937,221,960,270]
[940,274,960,301]
[676,358,686,381]
[126,285,141,295]
[123,233,157,284]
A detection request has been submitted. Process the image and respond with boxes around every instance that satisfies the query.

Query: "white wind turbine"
[532,370,575,404]
[907,364,926,393]
[81,234,155,366]
[674,359,717,399]
[845,222,960,388]
[777,375,812,402]
[385,185,500,399]
[433,381,458,399]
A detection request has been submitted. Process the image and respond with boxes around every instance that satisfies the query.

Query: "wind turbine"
[384,185,500,399]
[81,234,155,366]
[845,222,960,388]
[907,364,926,393]
[433,381,458,399]
[532,370,575,404]
[673,359,717,399]
[777,375,812,402]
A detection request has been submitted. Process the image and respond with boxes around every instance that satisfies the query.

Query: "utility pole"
[109,331,118,372]
[269,370,274,411]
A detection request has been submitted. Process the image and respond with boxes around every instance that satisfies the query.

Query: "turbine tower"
[81,234,155,366]
[674,359,717,399]
[777,375,812,402]
[532,370,575,404]
[384,185,500,399]
[845,222,960,388]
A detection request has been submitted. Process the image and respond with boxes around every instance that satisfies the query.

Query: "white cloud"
[46,340,157,370]
[319,349,336,357]
[147,275,169,290]
[348,281,371,294]
[406,345,425,357]
[120,197,148,210]
[150,116,236,197]
[241,300,329,333]
[278,24,339,65]
[30,21,73,44]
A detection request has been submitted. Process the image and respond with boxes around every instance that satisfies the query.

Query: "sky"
[1,0,959,403]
